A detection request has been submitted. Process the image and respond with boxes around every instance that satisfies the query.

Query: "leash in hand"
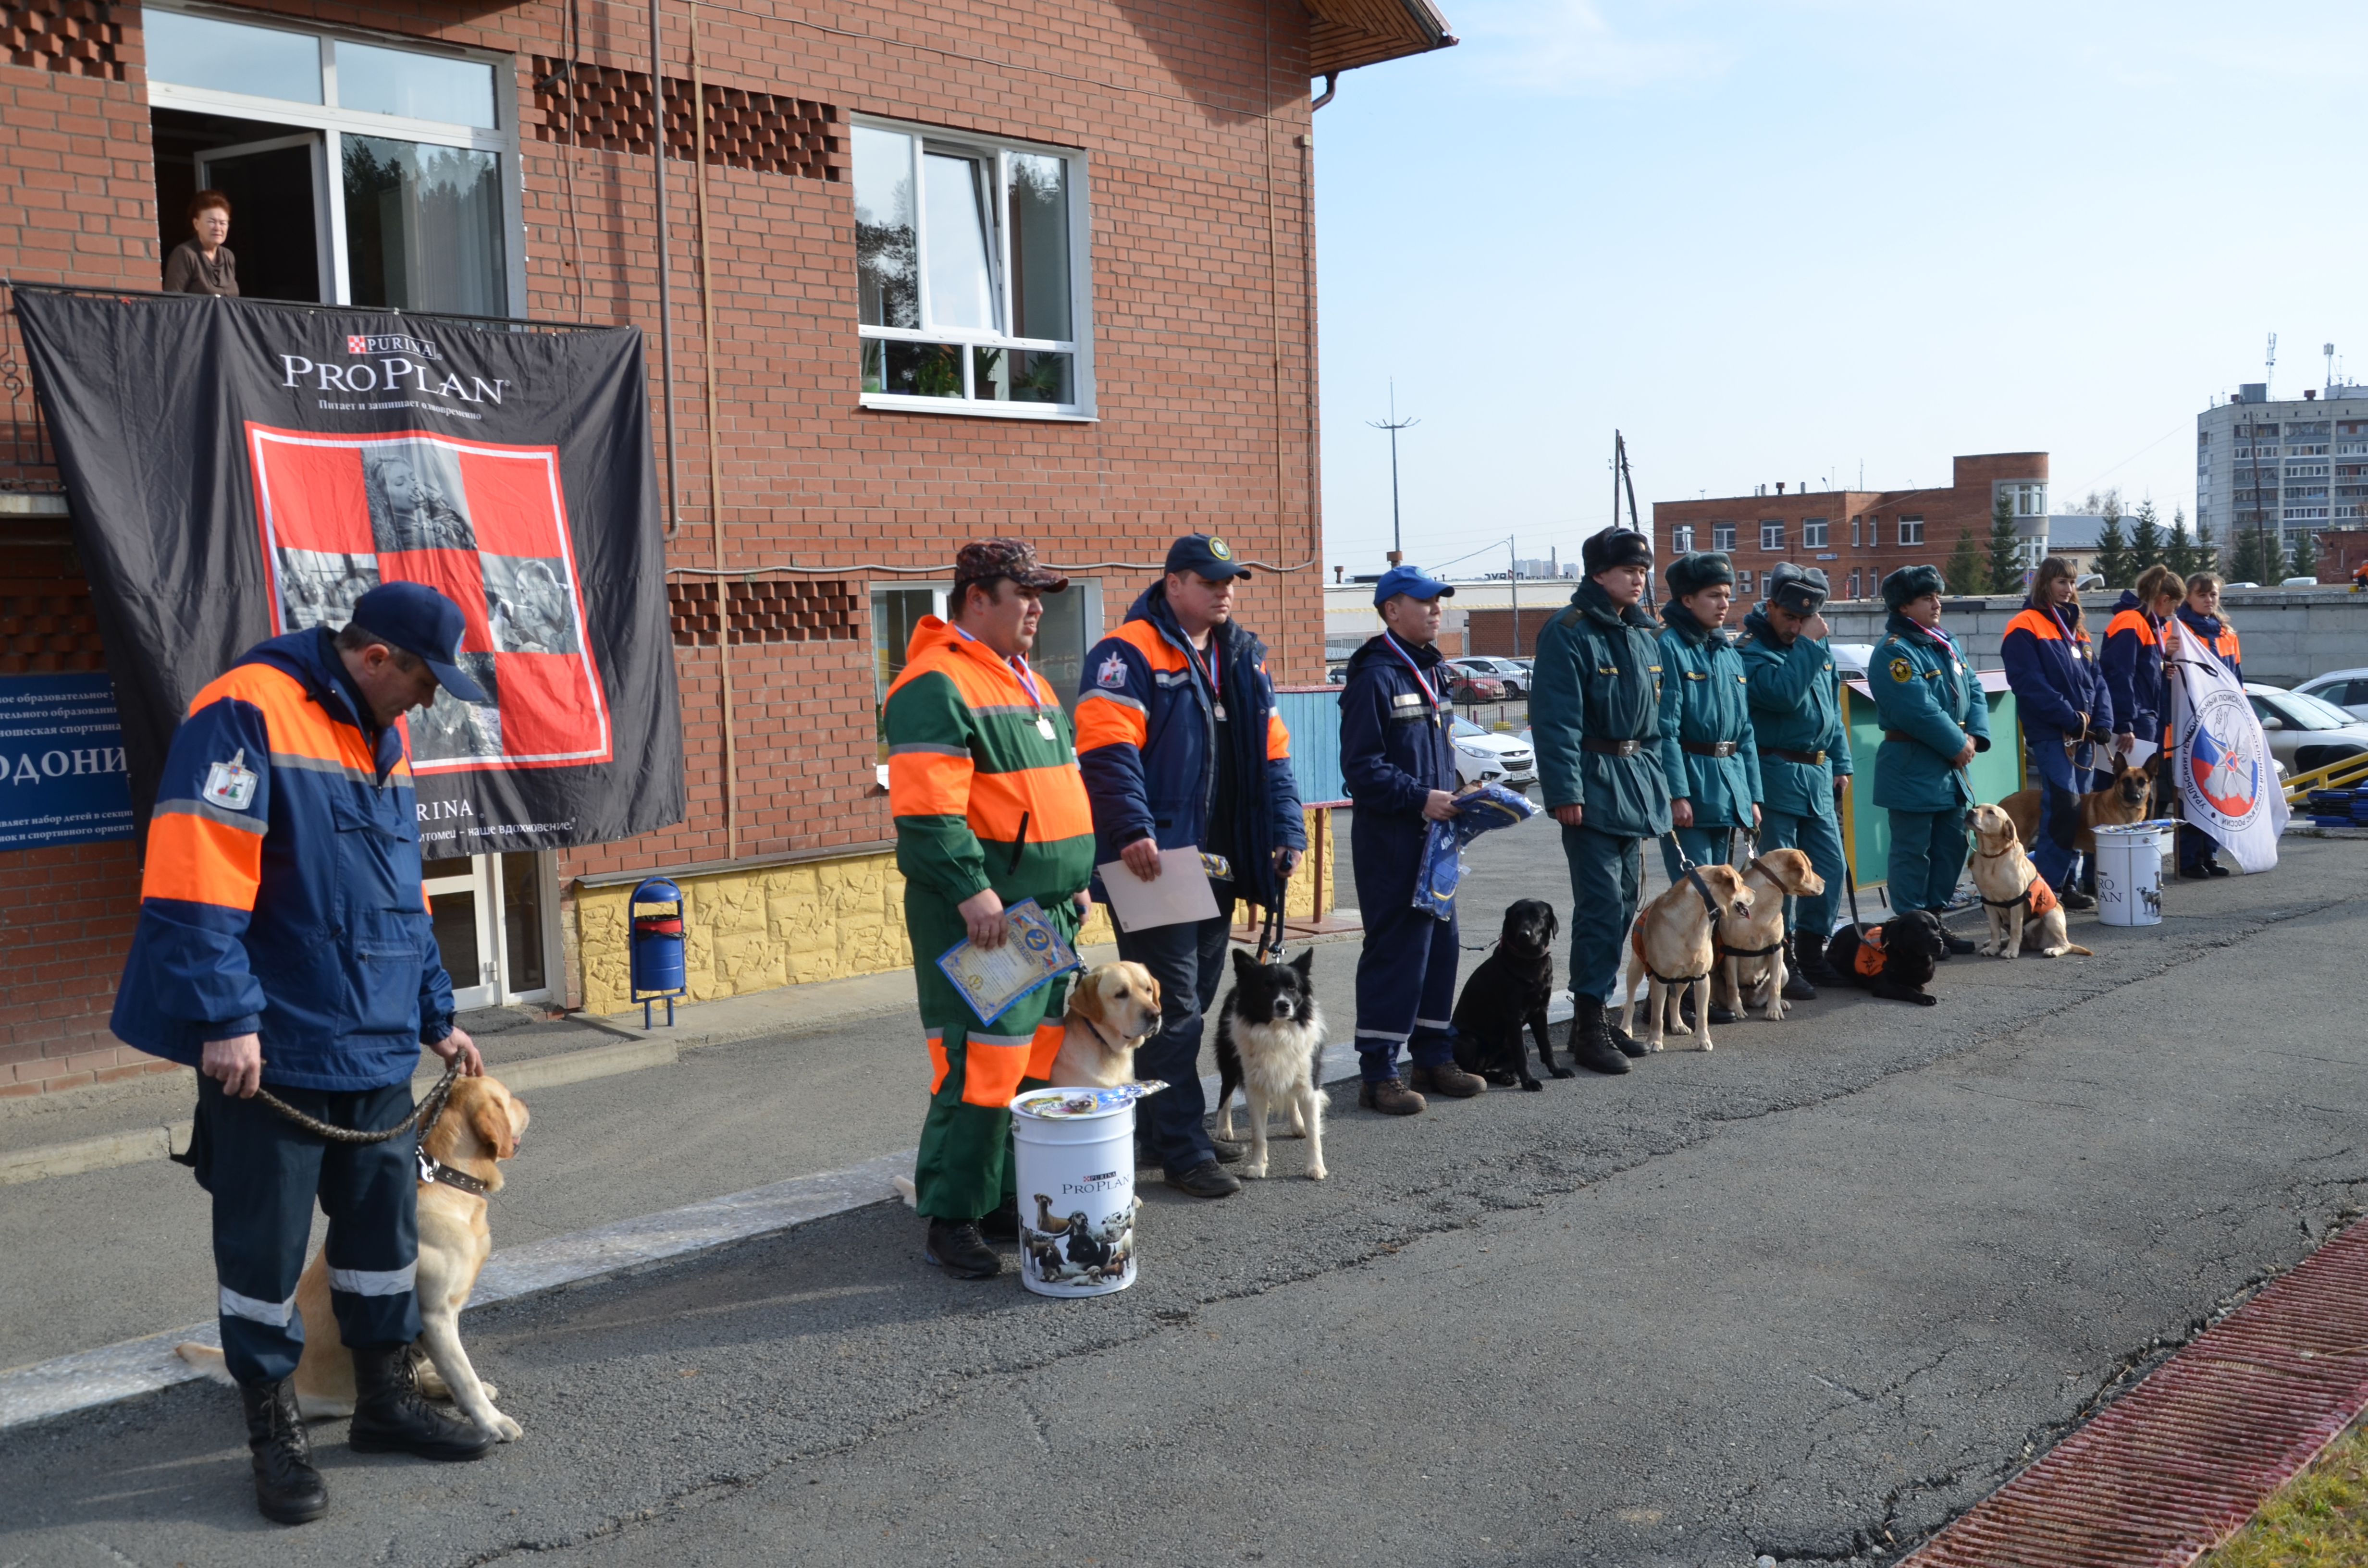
[255,1060,464,1146]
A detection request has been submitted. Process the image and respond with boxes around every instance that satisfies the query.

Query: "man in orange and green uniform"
[884,539,1096,1279]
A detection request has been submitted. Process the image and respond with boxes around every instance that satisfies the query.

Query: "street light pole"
[1368,380,1418,566]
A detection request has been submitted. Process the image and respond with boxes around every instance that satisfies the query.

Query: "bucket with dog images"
[1008,1084,1162,1298]
[2094,823,2166,927]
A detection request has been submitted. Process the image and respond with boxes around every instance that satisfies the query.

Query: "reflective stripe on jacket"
[111,628,455,1092]
[884,616,1095,910]
[1073,584,1302,908]
[1337,632,1456,818]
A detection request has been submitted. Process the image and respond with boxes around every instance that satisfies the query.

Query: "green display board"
[1838,675,2023,893]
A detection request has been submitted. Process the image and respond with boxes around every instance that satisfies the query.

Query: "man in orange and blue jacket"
[1075,534,1305,1200]
[113,581,495,1525]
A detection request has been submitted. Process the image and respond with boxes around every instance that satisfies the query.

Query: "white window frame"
[1711,522,1737,551]
[1802,517,1829,549]
[1899,515,1925,546]
[1669,524,1694,553]
[145,3,525,316]
[853,117,1095,422]
[1760,520,1784,551]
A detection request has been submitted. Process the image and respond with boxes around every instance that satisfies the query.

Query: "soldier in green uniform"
[1737,562,1851,994]
[1867,564,1985,955]
[1654,551,1761,879]
[1531,527,1669,1073]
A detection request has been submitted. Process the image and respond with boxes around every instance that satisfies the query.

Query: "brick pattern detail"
[527,58,844,181]
[2,0,126,80]
[0,578,104,672]
[669,578,862,646]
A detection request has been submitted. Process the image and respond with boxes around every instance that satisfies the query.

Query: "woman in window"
[163,190,239,297]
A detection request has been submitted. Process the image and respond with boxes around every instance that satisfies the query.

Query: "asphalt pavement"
[5,821,2366,1567]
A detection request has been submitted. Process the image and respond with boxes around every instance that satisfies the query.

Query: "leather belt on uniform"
[1759,746,1825,766]
[1882,729,1924,746]
[1680,739,1739,758]
[1582,738,1643,756]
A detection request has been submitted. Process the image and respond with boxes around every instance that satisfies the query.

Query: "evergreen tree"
[2192,514,2217,576]
[1945,524,1988,596]
[2092,496,2132,587]
[2164,510,2196,578]
[2230,524,2279,585]
[2130,499,2164,573]
[2289,527,2318,581]
[1986,491,2024,596]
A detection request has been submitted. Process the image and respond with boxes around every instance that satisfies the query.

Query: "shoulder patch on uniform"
[202,749,258,811]
[1095,651,1129,688]
[1887,658,1912,683]
[1391,691,1423,707]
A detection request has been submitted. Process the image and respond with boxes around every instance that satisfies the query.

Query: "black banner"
[13,289,683,853]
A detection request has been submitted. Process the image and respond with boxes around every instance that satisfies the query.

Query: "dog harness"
[1979,873,2060,917]
[1852,926,1889,978]
[1630,916,1711,987]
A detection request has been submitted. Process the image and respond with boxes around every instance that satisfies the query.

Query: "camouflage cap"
[951,537,1069,595]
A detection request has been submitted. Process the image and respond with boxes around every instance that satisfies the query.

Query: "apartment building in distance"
[1651,452,2049,605]
[2195,382,2368,565]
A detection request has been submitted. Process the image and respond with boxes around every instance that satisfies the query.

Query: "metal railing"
[2282,750,2368,804]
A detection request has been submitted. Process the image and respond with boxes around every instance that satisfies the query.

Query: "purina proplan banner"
[13,287,682,852]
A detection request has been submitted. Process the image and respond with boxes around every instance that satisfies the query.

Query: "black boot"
[1780,935,1817,1001]
[1567,995,1631,1076]
[348,1343,496,1461]
[925,1218,1003,1278]
[239,1376,327,1524]
[1603,1005,1651,1058]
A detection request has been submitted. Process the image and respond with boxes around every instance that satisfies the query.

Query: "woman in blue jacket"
[1999,556,2111,904]
[2173,572,2242,878]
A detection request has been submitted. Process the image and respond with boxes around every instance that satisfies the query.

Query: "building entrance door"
[192,131,330,304]
[423,851,554,1014]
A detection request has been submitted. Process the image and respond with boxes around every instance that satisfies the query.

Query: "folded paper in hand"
[936,898,1082,1025]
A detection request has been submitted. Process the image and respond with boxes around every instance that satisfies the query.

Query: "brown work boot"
[1408,1061,1487,1098]
[1357,1077,1427,1115]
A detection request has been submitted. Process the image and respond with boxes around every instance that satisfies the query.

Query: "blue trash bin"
[629,877,688,1027]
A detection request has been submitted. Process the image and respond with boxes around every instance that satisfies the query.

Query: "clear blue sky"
[1311,0,2368,577]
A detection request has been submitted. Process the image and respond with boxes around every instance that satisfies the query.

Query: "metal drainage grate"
[1905,1219,2368,1567]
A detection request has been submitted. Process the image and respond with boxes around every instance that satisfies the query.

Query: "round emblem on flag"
[1208,537,1233,560]
[2187,689,2261,824]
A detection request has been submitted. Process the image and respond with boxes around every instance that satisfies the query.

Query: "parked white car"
[2244,684,2368,777]
[2294,667,2368,723]
[1451,716,1535,789]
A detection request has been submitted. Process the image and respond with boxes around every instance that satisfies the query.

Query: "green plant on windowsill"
[910,344,962,398]
[974,348,1066,404]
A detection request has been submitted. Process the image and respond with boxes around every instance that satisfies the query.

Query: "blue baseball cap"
[1163,533,1253,582]
[347,581,489,703]
[1371,564,1455,607]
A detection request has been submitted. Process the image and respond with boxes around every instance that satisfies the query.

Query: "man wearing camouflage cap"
[884,539,1097,1279]
[1737,561,1852,993]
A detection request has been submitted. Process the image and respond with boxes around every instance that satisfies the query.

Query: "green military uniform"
[1867,581,1990,914]
[1655,594,1760,882]
[1737,602,1851,945]
[885,615,1096,1223]
[1532,569,1671,1007]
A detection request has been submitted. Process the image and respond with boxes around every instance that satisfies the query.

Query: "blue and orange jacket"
[2176,604,2242,679]
[1999,596,2109,739]
[2101,590,2171,741]
[1074,584,1304,910]
[112,628,455,1091]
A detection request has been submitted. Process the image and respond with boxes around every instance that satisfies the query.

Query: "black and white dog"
[1213,948,1329,1181]
[1451,898,1562,1090]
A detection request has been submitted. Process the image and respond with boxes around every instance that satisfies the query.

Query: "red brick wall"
[0,0,1327,1087]
[1651,452,2048,603]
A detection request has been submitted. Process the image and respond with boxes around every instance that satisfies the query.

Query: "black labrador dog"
[1452,899,1562,1089]
[1824,909,1945,1006]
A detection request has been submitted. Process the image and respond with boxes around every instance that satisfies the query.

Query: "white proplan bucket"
[1009,1086,1151,1298]
[2094,824,2166,927]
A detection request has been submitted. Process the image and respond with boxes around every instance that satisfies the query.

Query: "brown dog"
[1619,863,1752,1052]
[2001,752,2158,858]
[178,1073,531,1441]
[1968,803,2093,960]
[1714,848,1826,1021]
[1045,960,1163,1088]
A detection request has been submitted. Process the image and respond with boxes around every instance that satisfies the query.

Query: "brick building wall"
[0,0,1355,1090]
[1651,453,2050,606]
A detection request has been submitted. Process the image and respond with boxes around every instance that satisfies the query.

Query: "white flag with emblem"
[2167,618,2287,873]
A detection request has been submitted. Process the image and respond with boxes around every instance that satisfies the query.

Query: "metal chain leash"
[253,1061,462,1145]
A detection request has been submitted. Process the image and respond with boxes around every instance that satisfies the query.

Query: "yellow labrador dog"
[1968,803,2092,960]
[1620,864,1752,1052]
[179,1073,530,1442]
[1715,848,1826,1022]
[1045,960,1162,1088]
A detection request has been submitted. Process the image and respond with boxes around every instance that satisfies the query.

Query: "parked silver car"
[2245,684,2368,776]
[2293,667,2368,723]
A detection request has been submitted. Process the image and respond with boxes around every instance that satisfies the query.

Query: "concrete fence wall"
[1822,588,2368,689]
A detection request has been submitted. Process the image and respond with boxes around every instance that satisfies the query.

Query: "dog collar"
[418,1149,491,1197]
[1718,939,1782,958]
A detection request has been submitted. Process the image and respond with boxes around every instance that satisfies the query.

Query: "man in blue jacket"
[1076,534,1306,1196]
[1337,564,1491,1114]
[1999,556,2113,905]
[1867,564,1987,951]
[113,582,494,1525]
